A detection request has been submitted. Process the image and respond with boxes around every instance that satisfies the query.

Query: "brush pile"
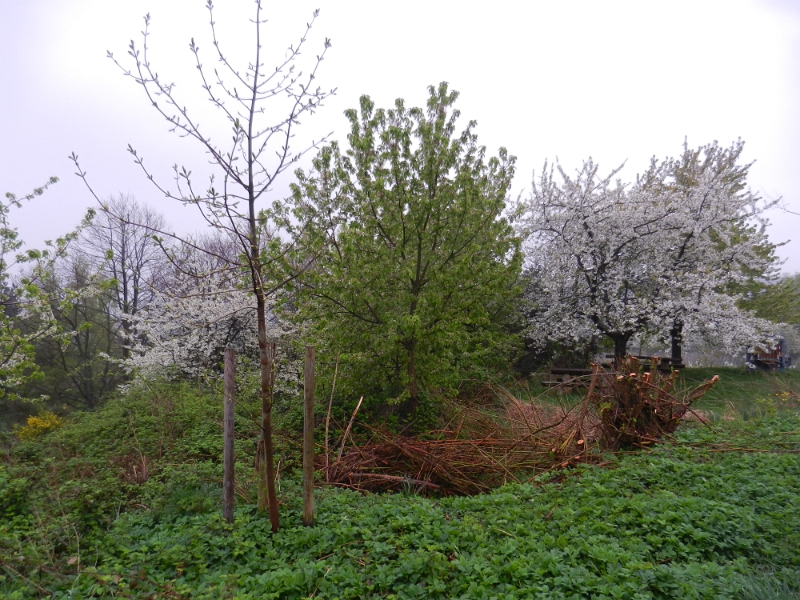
[325,428,566,496]
[588,358,718,450]
[324,358,719,495]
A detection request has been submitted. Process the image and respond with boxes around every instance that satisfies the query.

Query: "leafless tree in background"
[81,195,166,358]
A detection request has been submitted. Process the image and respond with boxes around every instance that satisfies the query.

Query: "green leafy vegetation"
[2,4,799,597]
[2,375,799,599]
[291,83,522,417]
[684,367,800,420]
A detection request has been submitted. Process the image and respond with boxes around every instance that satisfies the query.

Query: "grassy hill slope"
[2,373,799,599]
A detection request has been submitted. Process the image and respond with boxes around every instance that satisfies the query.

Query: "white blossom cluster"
[125,258,287,381]
[517,141,780,356]
[677,292,776,354]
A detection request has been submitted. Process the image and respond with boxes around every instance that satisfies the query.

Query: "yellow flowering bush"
[14,411,63,441]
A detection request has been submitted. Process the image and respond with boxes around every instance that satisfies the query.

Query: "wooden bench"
[542,367,594,390]
[605,355,682,372]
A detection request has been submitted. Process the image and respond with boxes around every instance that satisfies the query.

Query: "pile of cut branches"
[323,392,599,495]
[323,359,719,494]
[587,357,718,449]
[324,426,558,495]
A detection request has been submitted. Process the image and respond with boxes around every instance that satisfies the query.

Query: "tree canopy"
[518,140,778,359]
[291,83,522,415]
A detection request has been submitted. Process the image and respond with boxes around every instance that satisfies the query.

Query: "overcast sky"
[2,0,799,273]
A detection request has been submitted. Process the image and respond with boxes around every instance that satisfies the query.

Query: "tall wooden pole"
[302,345,315,527]
[223,348,236,524]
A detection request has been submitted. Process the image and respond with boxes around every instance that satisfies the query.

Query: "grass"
[683,367,800,420]
[532,366,800,422]
[1,371,799,599]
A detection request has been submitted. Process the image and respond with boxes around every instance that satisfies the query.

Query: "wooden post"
[223,348,236,524]
[302,345,315,527]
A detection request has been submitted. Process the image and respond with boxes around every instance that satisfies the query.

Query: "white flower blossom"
[126,251,290,381]
[517,141,780,357]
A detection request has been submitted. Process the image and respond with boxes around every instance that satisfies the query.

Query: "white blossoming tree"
[519,160,673,359]
[638,140,780,362]
[519,140,780,362]
[127,234,289,381]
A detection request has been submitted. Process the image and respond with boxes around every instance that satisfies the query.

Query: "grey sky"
[2,0,799,273]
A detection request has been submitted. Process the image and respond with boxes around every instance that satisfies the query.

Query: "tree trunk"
[120,318,131,360]
[302,346,315,527]
[670,319,684,368]
[256,302,279,532]
[222,348,235,525]
[402,339,420,418]
[612,334,629,365]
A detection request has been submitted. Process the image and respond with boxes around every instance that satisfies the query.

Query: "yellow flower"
[14,411,63,441]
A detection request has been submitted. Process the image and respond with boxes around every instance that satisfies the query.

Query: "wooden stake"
[222,348,236,524]
[257,342,278,533]
[302,345,315,527]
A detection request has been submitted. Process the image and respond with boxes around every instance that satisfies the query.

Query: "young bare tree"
[73,1,334,532]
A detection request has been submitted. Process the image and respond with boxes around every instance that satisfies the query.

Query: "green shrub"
[12,411,63,441]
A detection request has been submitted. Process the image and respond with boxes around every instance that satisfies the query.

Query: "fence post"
[223,348,236,524]
[302,345,315,527]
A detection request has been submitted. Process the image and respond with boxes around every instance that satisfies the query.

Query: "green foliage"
[682,367,800,421]
[291,83,522,414]
[1,179,99,405]
[19,257,125,410]
[2,377,799,598]
[0,381,258,589]
[735,273,800,326]
[735,569,800,600]
[0,178,61,400]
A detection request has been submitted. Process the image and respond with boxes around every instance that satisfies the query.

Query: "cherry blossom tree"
[519,160,674,358]
[676,291,776,356]
[519,140,780,361]
[126,233,290,381]
[639,139,780,360]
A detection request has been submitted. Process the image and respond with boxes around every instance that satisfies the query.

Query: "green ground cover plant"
[1,374,799,599]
